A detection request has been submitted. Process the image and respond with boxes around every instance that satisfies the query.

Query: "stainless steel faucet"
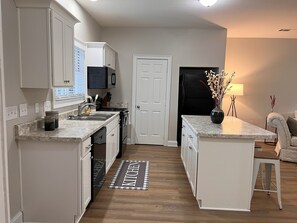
[78,101,96,116]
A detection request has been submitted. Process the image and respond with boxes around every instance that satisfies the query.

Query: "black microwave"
[87,66,116,89]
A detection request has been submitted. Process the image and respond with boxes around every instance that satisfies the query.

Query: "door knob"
[136,105,140,109]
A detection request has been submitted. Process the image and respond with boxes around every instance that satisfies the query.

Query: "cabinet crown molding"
[15,0,79,24]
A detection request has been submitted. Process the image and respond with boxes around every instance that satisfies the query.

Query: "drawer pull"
[189,135,193,139]
[111,134,115,136]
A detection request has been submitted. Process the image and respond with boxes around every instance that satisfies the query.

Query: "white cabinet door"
[104,45,116,69]
[52,11,74,87]
[181,123,187,168]
[63,19,75,86]
[106,125,119,173]
[81,152,91,211]
[51,11,64,86]
[188,139,198,196]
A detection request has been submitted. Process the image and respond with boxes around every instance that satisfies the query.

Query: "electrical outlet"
[6,106,18,120]
[19,103,28,117]
[35,103,40,113]
[43,101,51,112]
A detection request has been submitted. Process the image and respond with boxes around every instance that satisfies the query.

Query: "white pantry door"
[135,58,168,145]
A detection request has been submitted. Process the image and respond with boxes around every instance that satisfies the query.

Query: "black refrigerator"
[177,67,219,145]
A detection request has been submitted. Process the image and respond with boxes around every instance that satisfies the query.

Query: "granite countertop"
[15,112,119,143]
[182,115,276,140]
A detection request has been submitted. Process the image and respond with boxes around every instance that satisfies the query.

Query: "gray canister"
[45,111,59,128]
[44,116,55,131]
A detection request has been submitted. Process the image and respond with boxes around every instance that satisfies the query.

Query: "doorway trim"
[131,55,172,146]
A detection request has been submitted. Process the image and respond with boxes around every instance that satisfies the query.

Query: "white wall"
[1,0,101,219]
[224,38,297,127]
[100,27,227,141]
[0,0,10,221]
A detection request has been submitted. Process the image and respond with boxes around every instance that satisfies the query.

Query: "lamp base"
[227,95,238,117]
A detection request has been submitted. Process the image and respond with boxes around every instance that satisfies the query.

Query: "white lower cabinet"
[81,138,92,214]
[19,137,92,223]
[181,120,199,196]
[106,116,120,173]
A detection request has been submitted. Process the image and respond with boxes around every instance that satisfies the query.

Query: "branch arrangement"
[205,70,236,107]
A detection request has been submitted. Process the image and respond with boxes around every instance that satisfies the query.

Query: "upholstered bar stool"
[252,150,282,209]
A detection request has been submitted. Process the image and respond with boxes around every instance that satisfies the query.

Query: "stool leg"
[275,161,282,210]
[252,160,260,197]
[265,163,272,194]
[260,163,265,189]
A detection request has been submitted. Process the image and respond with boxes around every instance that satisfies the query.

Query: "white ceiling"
[76,0,297,38]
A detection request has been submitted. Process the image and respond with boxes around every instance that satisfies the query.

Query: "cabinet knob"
[136,105,140,109]
[189,146,193,150]
[111,134,115,136]
[189,135,193,139]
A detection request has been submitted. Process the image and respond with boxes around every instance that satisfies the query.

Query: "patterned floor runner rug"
[109,160,149,190]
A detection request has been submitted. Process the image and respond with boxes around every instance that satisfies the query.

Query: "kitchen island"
[181,115,276,212]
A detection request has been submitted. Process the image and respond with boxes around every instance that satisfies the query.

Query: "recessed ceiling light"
[199,0,218,7]
[89,0,98,2]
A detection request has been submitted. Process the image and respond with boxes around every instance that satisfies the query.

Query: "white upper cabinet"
[86,42,116,70]
[15,0,79,88]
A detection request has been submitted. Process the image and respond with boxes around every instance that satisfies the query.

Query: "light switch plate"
[6,106,18,120]
[35,103,40,113]
[44,101,51,112]
[19,103,28,117]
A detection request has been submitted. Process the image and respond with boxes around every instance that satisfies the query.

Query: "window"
[53,39,86,108]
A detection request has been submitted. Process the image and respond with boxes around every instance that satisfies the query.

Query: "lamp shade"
[199,0,218,7]
[227,84,244,96]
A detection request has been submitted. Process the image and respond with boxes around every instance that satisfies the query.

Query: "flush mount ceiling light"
[199,0,218,7]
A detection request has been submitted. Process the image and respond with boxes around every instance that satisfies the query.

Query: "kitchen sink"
[68,113,115,121]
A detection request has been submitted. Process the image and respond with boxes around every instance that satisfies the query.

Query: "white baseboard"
[11,211,23,223]
[167,141,178,147]
[127,138,131,145]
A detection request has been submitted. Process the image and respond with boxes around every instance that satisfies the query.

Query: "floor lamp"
[226,84,244,117]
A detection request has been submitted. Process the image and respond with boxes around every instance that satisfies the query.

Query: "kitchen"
[1,0,297,223]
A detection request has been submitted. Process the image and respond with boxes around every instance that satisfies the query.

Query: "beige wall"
[100,27,227,142]
[1,0,101,219]
[224,38,297,128]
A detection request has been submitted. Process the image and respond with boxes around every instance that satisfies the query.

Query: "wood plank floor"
[80,143,297,223]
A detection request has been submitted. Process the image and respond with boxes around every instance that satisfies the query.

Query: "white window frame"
[53,38,87,108]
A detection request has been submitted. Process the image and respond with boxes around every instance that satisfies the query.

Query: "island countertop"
[182,115,276,140]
